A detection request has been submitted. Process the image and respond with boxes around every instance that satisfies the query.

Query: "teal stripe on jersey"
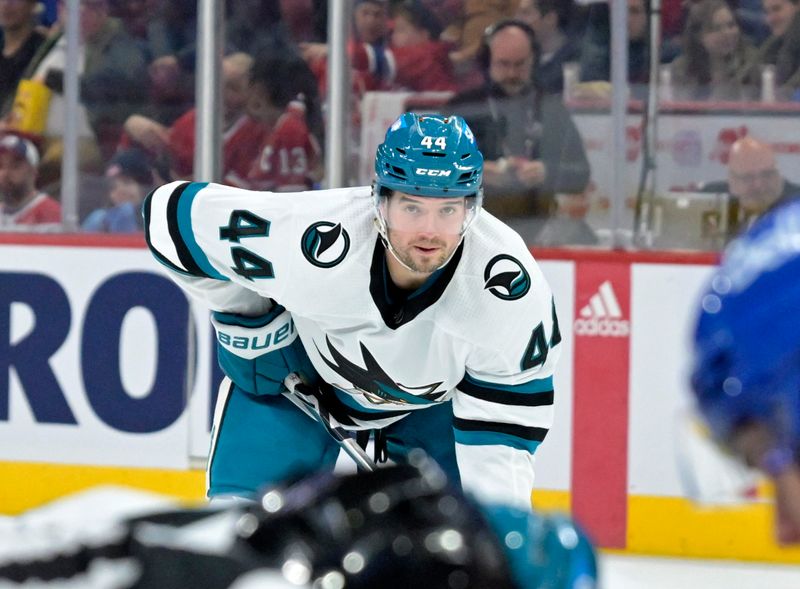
[463,373,553,394]
[177,182,228,281]
[454,428,542,453]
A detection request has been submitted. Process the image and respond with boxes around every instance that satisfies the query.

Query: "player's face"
[383,193,466,275]
[729,423,800,544]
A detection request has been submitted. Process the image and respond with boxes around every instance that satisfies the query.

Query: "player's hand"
[212,307,318,396]
[288,376,324,417]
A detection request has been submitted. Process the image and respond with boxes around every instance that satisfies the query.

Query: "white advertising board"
[0,244,215,469]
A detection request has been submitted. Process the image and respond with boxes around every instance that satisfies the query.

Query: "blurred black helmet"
[233,457,515,589]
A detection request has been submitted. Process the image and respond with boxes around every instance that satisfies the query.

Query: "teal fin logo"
[301,221,350,268]
[484,254,531,300]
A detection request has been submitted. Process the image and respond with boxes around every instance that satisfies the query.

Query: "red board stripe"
[571,260,631,548]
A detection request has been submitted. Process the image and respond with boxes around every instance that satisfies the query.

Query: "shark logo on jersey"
[483,254,530,300]
[316,336,448,406]
[301,222,351,268]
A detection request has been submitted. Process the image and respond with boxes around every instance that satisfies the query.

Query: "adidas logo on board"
[574,280,630,337]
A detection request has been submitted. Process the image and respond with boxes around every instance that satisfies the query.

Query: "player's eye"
[439,206,456,216]
[403,204,421,214]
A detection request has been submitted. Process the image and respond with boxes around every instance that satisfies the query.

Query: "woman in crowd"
[670,0,760,101]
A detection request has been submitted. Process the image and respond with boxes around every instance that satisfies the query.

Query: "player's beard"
[390,234,452,274]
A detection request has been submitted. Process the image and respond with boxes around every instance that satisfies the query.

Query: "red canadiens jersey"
[0,193,61,228]
[235,102,321,192]
[168,111,267,182]
[351,40,458,92]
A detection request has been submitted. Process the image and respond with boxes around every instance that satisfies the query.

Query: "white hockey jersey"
[145,181,561,509]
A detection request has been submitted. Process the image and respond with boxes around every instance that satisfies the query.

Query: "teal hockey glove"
[211,306,317,396]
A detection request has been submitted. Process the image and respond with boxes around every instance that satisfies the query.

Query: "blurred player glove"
[211,306,317,396]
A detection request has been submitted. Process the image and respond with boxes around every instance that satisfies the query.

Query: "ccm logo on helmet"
[415,168,452,177]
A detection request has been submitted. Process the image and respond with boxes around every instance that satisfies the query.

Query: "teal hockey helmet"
[374,112,484,199]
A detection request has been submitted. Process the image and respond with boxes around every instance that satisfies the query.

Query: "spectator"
[669,0,760,101]
[81,147,153,232]
[758,0,799,62]
[757,0,800,96]
[736,0,773,43]
[108,0,158,45]
[226,0,299,61]
[700,134,800,237]
[445,0,520,72]
[0,0,47,116]
[515,0,579,95]
[727,135,799,233]
[280,0,328,44]
[232,55,322,192]
[22,0,149,174]
[350,0,458,92]
[578,0,651,95]
[372,0,456,91]
[448,19,590,237]
[124,52,256,181]
[142,1,196,111]
[300,0,391,97]
[352,0,389,43]
[0,133,60,229]
[146,1,196,65]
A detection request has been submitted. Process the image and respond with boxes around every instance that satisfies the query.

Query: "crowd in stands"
[0,0,797,244]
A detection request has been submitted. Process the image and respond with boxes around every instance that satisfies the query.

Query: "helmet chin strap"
[374,217,466,275]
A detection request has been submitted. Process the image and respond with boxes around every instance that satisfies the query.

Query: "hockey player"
[691,196,800,544]
[144,112,560,509]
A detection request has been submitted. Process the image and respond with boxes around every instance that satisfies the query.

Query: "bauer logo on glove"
[211,307,317,396]
[213,308,296,359]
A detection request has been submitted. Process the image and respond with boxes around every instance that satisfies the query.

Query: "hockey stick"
[282,373,376,472]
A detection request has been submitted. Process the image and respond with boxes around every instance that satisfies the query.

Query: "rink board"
[1,235,798,563]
